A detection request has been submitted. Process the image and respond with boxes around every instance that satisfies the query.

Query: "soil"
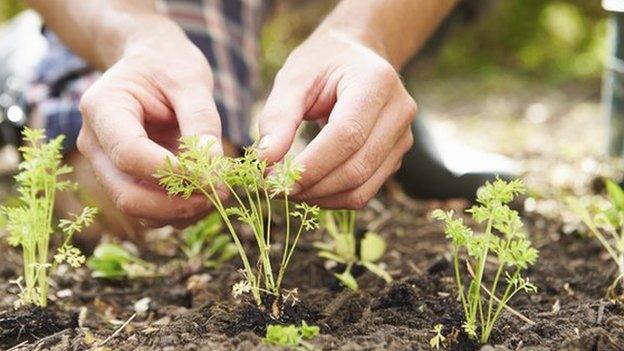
[1,193,624,351]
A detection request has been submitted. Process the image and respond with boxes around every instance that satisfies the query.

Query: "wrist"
[94,11,185,67]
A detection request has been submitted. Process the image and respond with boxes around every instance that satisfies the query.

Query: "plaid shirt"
[27,0,263,152]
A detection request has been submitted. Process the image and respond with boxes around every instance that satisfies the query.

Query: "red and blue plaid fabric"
[26,0,263,152]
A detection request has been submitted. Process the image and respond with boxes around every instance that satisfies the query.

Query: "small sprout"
[87,243,157,279]
[1,129,97,307]
[432,178,538,343]
[315,210,391,291]
[429,324,446,349]
[264,321,320,349]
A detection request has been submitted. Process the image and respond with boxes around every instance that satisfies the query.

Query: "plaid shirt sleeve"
[26,0,263,152]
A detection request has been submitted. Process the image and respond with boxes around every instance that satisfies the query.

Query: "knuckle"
[78,90,97,118]
[76,130,90,155]
[404,98,418,122]
[372,60,398,87]
[114,193,137,216]
[402,132,414,152]
[346,157,371,186]
[347,191,369,210]
[338,119,367,152]
[110,140,133,173]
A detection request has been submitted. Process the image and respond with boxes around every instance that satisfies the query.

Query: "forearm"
[26,0,185,69]
[316,0,459,69]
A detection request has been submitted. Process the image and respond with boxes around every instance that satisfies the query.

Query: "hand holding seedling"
[28,0,222,227]
[258,0,456,209]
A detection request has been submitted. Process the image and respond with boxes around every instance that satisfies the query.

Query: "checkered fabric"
[26,0,263,152]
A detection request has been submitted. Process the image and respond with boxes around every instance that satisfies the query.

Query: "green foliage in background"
[0,0,23,22]
[436,0,606,81]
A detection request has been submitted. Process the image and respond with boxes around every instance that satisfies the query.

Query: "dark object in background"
[604,0,624,157]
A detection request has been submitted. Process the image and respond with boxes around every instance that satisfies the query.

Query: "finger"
[256,67,321,163]
[301,144,408,209]
[295,126,413,200]
[79,126,212,221]
[293,94,416,199]
[80,86,175,181]
[292,74,396,194]
[165,76,224,156]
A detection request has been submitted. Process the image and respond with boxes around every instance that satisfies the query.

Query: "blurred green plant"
[264,320,319,350]
[182,212,237,269]
[567,179,624,296]
[0,0,24,22]
[315,210,392,291]
[435,0,605,82]
[87,242,157,279]
[1,128,97,307]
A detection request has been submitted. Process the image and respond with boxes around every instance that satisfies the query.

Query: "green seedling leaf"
[264,321,319,349]
[360,231,387,262]
[300,320,320,339]
[87,243,156,279]
[335,268,358,291]
[317,250,348,264]
[362,262,392,283]
[606,179,624,214]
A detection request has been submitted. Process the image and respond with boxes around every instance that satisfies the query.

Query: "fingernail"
[258,135,271,150]
[198,135,222,155]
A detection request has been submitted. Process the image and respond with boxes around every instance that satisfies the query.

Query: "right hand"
[77,30,222,228]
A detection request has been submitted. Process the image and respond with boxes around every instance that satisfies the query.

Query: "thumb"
[168,82,224,156]
[257,71,314,163]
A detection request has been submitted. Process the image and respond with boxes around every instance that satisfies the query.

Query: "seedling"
[567,179,624,295]
[87,243,157,279]
[2,128,97,307]
[182,212,237,268]
[315,210,391,291]
[429,324,446,350]
[156,137,320,312]
[432,178,538,343]
[264,321,320,350]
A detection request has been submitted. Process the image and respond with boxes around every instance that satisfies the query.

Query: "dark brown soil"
[0,306,78,349]
[1,195,624,351]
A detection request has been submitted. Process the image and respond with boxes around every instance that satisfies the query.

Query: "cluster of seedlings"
[3,129,621,349]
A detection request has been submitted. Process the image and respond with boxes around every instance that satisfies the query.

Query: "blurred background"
[0,0,614,203]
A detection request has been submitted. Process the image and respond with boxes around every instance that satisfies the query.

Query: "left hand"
[258,30,416,209]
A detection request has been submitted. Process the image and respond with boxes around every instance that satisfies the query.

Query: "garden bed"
[1,194,623,351]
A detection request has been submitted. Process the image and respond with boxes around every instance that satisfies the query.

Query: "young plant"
[567,179,624,294]
[315,210,391,291]
[87,243,157,279]
[1,128,97,307]
[429,324,446,350]
[264,321,320,349]
[156,137,320,312]
[432,178,538,343]
[182,212,237,268]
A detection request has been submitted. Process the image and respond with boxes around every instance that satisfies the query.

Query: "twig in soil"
[98,313,136,347]
[466,262,536,326]
[31,329,71,351]
[6,340,28,351]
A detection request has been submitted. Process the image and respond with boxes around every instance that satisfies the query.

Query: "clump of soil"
[0,306,78,349]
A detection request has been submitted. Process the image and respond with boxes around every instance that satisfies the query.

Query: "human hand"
[77,27,222,227]
[258,30,416,209]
